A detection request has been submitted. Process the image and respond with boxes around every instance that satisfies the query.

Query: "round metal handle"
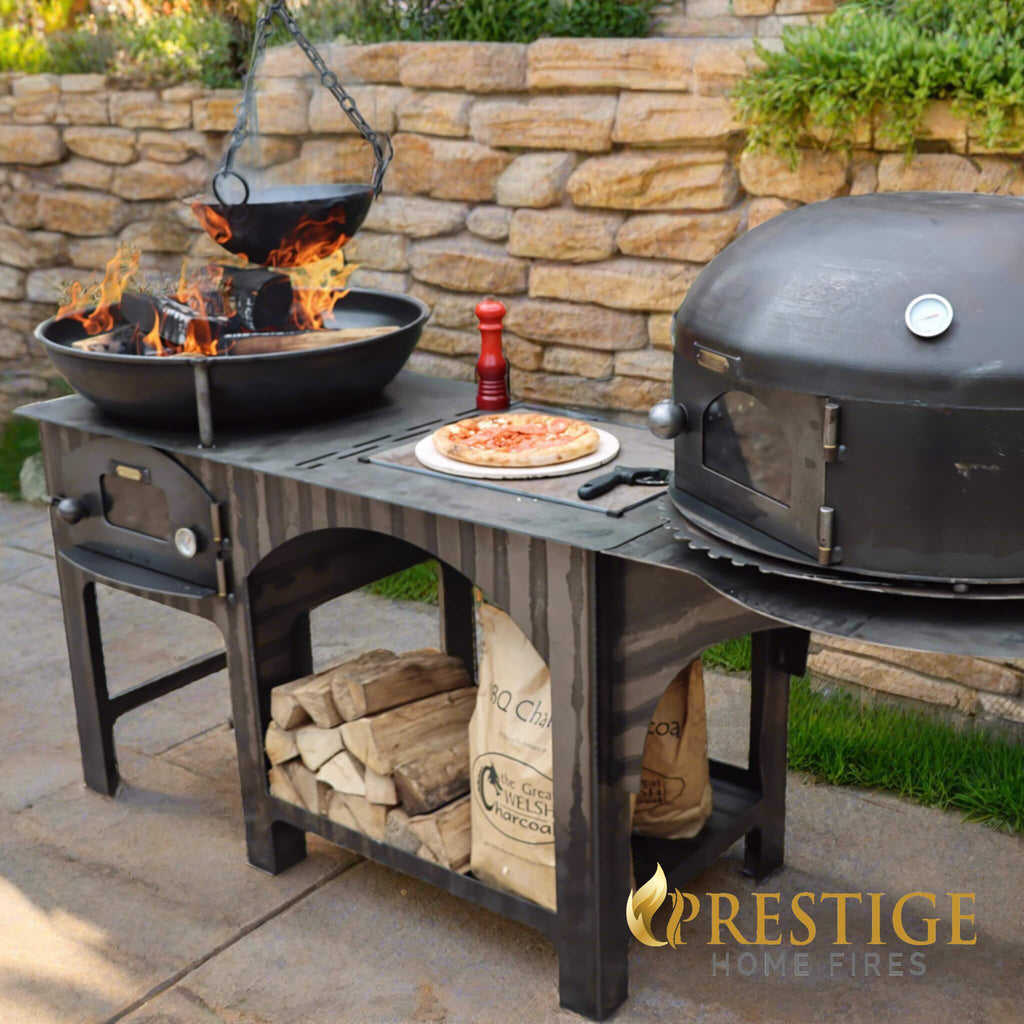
[174,527,199,559]
[648,400,688,440]
[55,497,86,524]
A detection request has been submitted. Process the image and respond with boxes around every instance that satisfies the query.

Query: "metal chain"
[214,0,392,205]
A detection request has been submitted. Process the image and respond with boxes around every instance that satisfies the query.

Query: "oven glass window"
[101,474,171,540]
[702,391,792,505]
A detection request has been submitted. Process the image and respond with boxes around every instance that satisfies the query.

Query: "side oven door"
[50,438,222,592]
[672,372,830,564]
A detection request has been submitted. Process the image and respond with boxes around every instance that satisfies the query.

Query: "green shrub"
[343,0,656,45]
[111,14,242,88]
[733,0,1024,159]
[0,25,48,73]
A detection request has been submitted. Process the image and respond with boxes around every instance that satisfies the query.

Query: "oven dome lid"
[674,192,1024,408]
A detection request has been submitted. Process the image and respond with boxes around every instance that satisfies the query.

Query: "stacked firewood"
[265,647,474,872]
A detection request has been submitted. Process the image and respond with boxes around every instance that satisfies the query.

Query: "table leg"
[743,628,808,880]
[54,559,119,796]
[547,545,631,1020]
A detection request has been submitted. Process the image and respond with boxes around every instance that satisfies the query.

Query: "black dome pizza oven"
[648,192,1024,596]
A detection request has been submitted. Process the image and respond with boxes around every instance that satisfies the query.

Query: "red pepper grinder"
[475,297,510,410]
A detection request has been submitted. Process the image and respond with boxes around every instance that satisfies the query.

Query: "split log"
[416,844,440,864]
[384,808,422,855]
[340,687,476,776]
[295,724,344,772]
[332,650,470,722]
[264,721,299,766]
[316,751,366,796]
[407,795,471,871]
[342,794,387,840]
[229,325,395,355]
[392,733,470,816]
[326,791,360,831]
[293,674,342,728]
[286,761,331,814]
[363,766,398,807]
[270,679,312,730]
[268,764,304,807]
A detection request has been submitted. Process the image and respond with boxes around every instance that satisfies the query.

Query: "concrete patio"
[0,494,1020,1024]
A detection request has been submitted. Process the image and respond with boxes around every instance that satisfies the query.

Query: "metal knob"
[55,497,86,524]
[174,527,199,559]
[648,400,688,440]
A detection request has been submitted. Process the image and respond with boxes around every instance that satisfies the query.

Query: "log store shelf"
[20,372,1024,1021]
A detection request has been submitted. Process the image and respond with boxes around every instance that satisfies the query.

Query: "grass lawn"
[368,562,1024,833]
[0,417,41,498]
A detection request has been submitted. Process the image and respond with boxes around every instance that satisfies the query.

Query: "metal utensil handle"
[214,0,392,205]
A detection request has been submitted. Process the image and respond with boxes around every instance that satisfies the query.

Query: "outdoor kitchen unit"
[650,192,1024,592]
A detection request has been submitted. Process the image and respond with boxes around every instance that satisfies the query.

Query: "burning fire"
[57,247,141,336]
[54,209,359,355]
[190,202,234,248]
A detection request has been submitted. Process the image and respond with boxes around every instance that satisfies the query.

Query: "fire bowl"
[36,288,429,428]
[192,184,375,267]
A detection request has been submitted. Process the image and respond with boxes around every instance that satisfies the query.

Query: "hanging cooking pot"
[192,0,392,267]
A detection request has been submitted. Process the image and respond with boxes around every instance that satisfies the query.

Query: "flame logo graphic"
[625,863,668,947]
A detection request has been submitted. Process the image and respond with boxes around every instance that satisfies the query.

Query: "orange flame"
[265,208,350,268]
[287,248,358,331]
[191,201,234,245]
[56,246,141,335]
[170,262,225,356]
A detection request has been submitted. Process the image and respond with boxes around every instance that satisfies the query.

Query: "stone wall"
[808,636,1024,738]
[654,0,835,38]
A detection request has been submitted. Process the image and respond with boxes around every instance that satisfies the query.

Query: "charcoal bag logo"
[471,752,553,845]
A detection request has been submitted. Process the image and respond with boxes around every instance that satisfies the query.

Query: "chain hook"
[213,0,392,205]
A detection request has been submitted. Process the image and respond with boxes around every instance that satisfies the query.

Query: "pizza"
[432,412,600,468]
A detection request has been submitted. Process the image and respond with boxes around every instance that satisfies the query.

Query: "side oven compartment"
[47,436,227,595]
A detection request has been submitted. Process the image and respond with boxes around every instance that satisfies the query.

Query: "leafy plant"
[732,0,1024,160]
[342,0,656,44]
[111,13,242,87]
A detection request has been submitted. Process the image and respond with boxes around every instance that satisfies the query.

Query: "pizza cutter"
[577,465,670,501]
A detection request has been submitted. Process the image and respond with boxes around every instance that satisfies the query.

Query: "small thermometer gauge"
[905,293,953,338]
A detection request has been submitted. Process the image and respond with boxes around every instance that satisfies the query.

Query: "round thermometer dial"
[905,294,953,338]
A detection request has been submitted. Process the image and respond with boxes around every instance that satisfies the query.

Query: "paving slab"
[3,748,356,1024]
[2,512,57,558]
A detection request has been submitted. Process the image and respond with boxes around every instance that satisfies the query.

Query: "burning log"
[119,293,231,352]
[217,266,293,331]
[70,325,138,354]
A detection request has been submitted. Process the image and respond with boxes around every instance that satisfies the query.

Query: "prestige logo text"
[626,864,976,978]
